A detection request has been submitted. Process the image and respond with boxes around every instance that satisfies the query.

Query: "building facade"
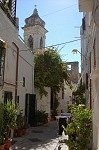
[22,7,52,116]
[0,1,34,120]
[22,7,48,52]
[57,61,79,113]
[78,0,99,149]
[22,8,80,116]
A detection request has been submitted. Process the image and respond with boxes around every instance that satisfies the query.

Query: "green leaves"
[34,48,68,96]
[0,101,17,144]
[0,103,4,145]
[3,101,17,129]
[65,105,92,150]
[73,83,86,105]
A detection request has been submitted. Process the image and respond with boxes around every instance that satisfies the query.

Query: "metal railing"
[0,1,18,29]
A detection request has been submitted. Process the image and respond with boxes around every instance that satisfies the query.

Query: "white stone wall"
[35,87,51,116]
[24,25,47,50]
[57,83,76,114]
[35,83,75,117]
[23,11,49,116]
[16,39,34,114]
[87,10,99,150]
[79,1,99,149]
[0,8,34,115]
[0,8,18,102]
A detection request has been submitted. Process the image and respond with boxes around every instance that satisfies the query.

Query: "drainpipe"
[12,42,19,105]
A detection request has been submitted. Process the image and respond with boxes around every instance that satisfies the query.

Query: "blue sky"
[16,0,83,72]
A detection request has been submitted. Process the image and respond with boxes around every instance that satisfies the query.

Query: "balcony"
[79,0,93,12]
[0,0,18,28]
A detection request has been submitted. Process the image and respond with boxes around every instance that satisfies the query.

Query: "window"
[28,35,33,50]
[82,17,86,31]
[17,96,19,104]
[0,40,6,85]
[89,52,91,73]
[0,50,3,76]
[67,65,71,70]
[23,77,25,87]
[40,37,43,49]
[86,73,88,89]
[93,39,96,69]
[90,79,92,109]
[62,85,64,99]
[4,91,12,103]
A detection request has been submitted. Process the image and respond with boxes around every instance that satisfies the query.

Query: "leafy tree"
[34,48,68,97]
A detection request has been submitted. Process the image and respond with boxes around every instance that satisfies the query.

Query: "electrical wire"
[17,0,88,18]
[8,44,33,67]
[0,0,89,67]
[17,37,82,52]
[42,4,77,17]
[3,37,82,70]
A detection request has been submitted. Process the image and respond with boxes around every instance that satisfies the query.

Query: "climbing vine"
[73,83,86,105]
[34,48,68,97]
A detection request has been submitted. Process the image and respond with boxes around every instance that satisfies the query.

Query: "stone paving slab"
[11,121,68,150]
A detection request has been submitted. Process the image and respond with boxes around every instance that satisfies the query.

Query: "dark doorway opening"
[4,91,12,103]
[25,94,36,126]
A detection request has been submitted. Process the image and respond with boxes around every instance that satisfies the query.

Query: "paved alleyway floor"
[11,121,68,150]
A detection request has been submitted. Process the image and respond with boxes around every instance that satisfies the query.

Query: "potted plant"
[15,110,27,137]
[64,104,92,150]
[0,135,5,150]
[35,110,48,126]
[0,103,5,150]
[3,100,17,150]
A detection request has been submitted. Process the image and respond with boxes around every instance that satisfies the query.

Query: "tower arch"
[40,37,43,49]
[22,7,48,52]
[28,35,33,50]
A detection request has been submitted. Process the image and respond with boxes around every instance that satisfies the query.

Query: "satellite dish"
[94,5,99,27]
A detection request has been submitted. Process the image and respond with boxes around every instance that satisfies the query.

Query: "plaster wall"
[92,76,99,150]
[0,8,34,114]
[0,8,18,101]
[35,87,51,116]
[24,25,46,50]
[57,83,76,114]
[81,5,99,149]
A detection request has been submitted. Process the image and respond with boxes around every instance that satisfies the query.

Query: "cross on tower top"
[34,5,37,8]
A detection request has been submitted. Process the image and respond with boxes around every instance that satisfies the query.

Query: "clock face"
[94,6,99,26]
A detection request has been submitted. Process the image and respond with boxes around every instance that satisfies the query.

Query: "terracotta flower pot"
[4,139,12,150]
[22,128,26,135]
[0,144,5,150]
[17,129,23,137]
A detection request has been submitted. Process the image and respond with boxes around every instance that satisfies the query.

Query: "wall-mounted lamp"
[72,49,87,60]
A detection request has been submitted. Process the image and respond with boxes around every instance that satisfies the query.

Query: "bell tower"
[22,7,48,52]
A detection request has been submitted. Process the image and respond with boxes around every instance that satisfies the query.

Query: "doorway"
[4,91,12,103]
[25,94,36,126]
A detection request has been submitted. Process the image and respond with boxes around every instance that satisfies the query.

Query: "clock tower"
[22,7,48,52]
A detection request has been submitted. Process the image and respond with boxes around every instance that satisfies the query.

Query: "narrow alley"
[11,121,68,150]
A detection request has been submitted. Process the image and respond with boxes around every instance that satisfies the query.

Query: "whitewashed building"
[0,0,79,125]
[0,1,36,125]
[22,8,80,117]
[22,7,52,116]
[78,0,99,149]
[57,61,79,113]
